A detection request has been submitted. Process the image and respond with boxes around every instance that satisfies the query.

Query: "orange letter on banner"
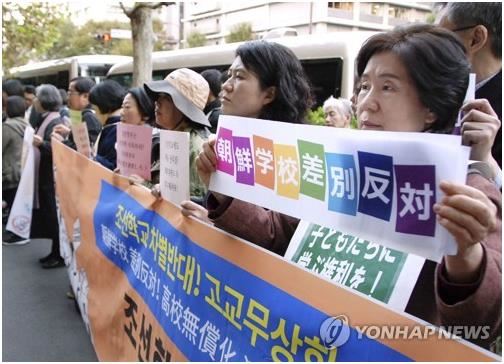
[274,144,300,199]
[253,135,275,189]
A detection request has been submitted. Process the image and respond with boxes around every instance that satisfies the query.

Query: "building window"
[371,3,383,16]
[389,5,407,19]
[328,2,353,11]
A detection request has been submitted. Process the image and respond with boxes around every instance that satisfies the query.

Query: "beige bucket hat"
[144,68,211,127]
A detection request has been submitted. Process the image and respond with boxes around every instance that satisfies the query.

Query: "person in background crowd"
[23,85,36,122]
[31,84,67,268]
[120,87,155,126]
[322,95,353,128]
[51,77,102,151]
[2,79,24,122]
[193,25,501,352]
[58,88,70,122]
[144,68,211,203]
[115,87,156,179]
[437,2,502,168]
[88,80,126,170]
[201,69,223,133]
[2,96,29,245]
[181,40,313,222]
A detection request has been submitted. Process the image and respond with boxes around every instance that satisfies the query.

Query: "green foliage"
[152,18,166,51]
[186,31,206,48]
[307,106,325,126]
[226,22,254,43]
[425,13,436,24]
[350,115,358,129]
[2,2,68,72]
[46,20,133,59]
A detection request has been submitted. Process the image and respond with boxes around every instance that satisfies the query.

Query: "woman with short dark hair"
[89,80,126,170]
[232,40,313,123]
[120,87,155,126]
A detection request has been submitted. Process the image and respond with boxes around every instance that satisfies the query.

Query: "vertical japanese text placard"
[159,130,190,205]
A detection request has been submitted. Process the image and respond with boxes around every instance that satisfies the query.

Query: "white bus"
[107,32,374,106]
[9,55,132,89]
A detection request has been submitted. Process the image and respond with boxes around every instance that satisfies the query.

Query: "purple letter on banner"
[395,165,436,237]
[215,128,234,175]
[233,136,255,185]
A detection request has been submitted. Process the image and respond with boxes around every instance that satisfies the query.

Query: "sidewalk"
[2,238,97,361]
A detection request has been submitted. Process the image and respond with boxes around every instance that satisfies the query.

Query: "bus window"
[9,55,131,88]
[301,58,343,107]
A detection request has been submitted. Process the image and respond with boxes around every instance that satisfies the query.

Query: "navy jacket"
[95,116,120,170]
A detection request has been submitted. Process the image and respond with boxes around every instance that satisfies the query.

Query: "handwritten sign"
[71,122,91,158]
[159,130,190,205]
[210,116,470,262]
[116,123,153,181]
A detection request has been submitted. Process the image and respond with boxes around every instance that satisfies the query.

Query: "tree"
[186,31,206,48]
[226,22,254,43]
[120,2,175,87]
[46,20,134,59]
[2,2,67,72]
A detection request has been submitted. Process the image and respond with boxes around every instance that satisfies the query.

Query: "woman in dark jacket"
[32,84,67,268]
[89,80,126,170]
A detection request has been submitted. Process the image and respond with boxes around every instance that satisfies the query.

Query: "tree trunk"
[131,6,153,87]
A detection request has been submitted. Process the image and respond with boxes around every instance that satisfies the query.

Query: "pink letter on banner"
[233,136,255,186]
[215,128,234,175]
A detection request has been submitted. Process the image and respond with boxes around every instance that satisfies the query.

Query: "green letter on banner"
[298,140,326,201]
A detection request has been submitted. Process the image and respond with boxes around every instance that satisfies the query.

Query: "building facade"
[181,1,432,46]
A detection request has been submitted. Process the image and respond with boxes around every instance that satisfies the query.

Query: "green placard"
[291,223,408,303]
[69,109,82,125]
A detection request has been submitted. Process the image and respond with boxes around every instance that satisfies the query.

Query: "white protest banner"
[454,73,476,134]
[285,220,425,311]
[159,130,190,205]
[71,122,91,158]
[7,126,36,238]
[116,123,153,181]
[209,115,470,262]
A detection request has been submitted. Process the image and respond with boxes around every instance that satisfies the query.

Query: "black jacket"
[476,70,502,167]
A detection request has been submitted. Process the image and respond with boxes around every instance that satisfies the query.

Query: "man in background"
[437,2,502,167]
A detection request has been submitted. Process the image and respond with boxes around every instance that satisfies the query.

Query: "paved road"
[2,238,97,361]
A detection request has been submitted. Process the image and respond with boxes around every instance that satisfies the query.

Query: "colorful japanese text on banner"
[52,141,496,362]
[209,116,471,262]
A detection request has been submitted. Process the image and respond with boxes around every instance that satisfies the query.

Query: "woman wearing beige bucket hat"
[144,68,211,203]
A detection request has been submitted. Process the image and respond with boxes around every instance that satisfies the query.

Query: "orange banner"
[52,140,497,362]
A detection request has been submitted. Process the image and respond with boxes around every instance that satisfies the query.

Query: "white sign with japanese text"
[160,130,190,205]
[209,115,470,262]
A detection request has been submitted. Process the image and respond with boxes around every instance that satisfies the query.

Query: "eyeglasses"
[451,24,478,32]
[67,90,80,96]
